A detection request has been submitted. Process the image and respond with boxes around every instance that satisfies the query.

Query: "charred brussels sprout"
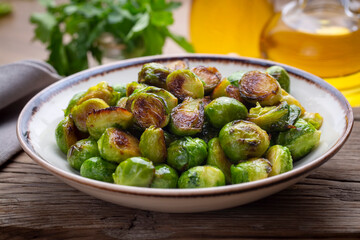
[192,66,222,94]
[167,60,189,71]
[71,98,109,132]
[281,89,305,114]
[266,66,290,92]
[80,157,117,183]
[64,91,85,116]
[207,138,232,184]
[67,138,100,171]
[55,116,80,154]
[151,164,179,188]
[139,126,167,164]
[266,145,293,176]
[166,69,204,100]
[169,98,205,136]
[227,70,246,87]
[239,70,282,106]
[139,86,178,112]
[167,137,208,172]
[205,97,247,128]
[86,107,133,139]
[78,81,119,106]
[116,97,128,108]
[178,166,225,188]
[126,82,147,97]
[138,63,170,89]
[98,127,141,163]
[302,112,323,130]
[219,120,270,163]
[231,158,272,183]
[113,157,155,187]
[276,118,321,160]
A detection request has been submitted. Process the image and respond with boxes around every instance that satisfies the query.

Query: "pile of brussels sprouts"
[55,60,323,189]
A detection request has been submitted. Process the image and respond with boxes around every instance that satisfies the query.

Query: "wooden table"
[1,1,360,239]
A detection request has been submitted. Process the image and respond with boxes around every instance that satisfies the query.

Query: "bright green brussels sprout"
[167,60,189,71]
[67,138,100,171]
[78,81,119,106]
[288,104,302,126]
[98,127,141,163]
[126,82,147,97]
[227,70,246,87]
[281,89,305,115]
[207,138,232,184]
[302,112,323,130]
[167,137,208,172]
[195,120,219,143]
[116,97,128,108]
[231,158,272,183]
[219,120,270,163]
[70,98,109,132]
[266,145,293,176]
[80,157,117,183]
[138,63,171,89]
[112,84,127,98]
[166,69,204,100]
[139,126,167,164]
[205,97,248,128]
[86,107,134,139]
[138,86,178,112]
[266,66,290,93]
[239,71,282,106]
[192,66,222,94]
[169,98,205,136]
[151,164,179,188]
[64,91,85,116]
[113,157,155,187]
[178,166,225,188]
[276,118,321,160]
[211,78,230,99]
[55,116,80,154]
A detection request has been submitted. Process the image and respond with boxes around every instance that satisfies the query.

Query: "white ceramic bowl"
[17,54,353,213]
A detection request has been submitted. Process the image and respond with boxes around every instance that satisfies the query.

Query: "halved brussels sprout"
[239,71,282,106]
[169,98,205,136]
[131,92,170,128]
[167,137,208,172]
[276,118,321,160]
[138,62,170,89]
[112,84,127,98]
[266,66,290,93]
[192,66,222,94]
[70,98,109,132]
[166,69,204,100]
[64,91,85,116]
[86,107,133,139]
[151,164,179,188]
[67,138,100,171]
[225,85,244,103]
[266,145,293,176]
[280,89,305,114]
[98,127,141,163]
[302,112,323,130]
[231,158,272,183]
[167,60,189,71]
[227,70,246,87]
[113,157,155,187]
[55,116,80,154]
[207,138,232,184]
[126,82,147,97]
[80,156,117,183]
[78,81,119,106]
[139,86,178,112]
[219,120,270,163]
[211,78,231,99]
[116,97,128,108]
[178,166,225,188]
[205,97,248,128]
[139,126,167,164]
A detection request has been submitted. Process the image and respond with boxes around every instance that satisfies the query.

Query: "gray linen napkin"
[0,60,62,166]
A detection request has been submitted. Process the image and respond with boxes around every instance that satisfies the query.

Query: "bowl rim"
[17,54,354,198]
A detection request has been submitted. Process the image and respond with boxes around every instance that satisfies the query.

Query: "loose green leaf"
[30,13,56,43]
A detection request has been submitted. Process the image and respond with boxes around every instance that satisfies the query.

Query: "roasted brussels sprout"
[80,156,117,183]
[138,63,170,89]
[78,81,119,106]
[86,107,133,139]
[167,60,189,71]
[192,66,222,94]
[231,158,272,183]
[280,89,305,114]
[139,126,167,164]
[276,118,321,160]
[302,112,323,130]
[227,70,246,87]
[167,137,208,172]
[55,116,80,154]
[211,78,230,99]
[288,104,302,126]
[239,71,282,106]
[219,120,270,163]
[266,145,293,176]
[116,97,128,108]
[64,91,85,116]
[225,85,244,103]
[98,127,141,163]
[266,66,290,93]
[178,166,225,188]
[113,157,155,187]
[139,86,178,112]
[112,84,127,98]
[169,98,205,136]
[166,69,204,100]
[126,82,147,97]
[71,98,109,132]
[207,138,232,184]
[151,164,179,188]
[67,138,100,171]
[205,97,248,128]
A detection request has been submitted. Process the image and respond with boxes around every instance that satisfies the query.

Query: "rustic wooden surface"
[1,1,360,239]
